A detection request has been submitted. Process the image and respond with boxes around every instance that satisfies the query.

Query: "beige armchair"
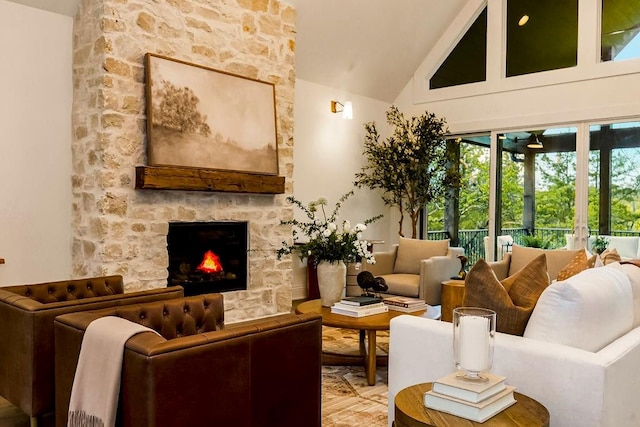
[488,244,583,281]
[363,237,464,305]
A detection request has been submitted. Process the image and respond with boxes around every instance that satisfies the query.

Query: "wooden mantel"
[135,166,285,194]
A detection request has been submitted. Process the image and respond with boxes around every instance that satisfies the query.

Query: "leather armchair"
[0,276,183,426]
[54,294,322,427]
[363,238,464,305]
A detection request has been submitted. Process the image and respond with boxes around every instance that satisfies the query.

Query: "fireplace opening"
[167,221,248,296]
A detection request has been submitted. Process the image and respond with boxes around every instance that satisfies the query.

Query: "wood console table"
[394,383,549,426]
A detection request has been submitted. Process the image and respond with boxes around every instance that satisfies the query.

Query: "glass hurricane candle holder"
[453,307,496,383]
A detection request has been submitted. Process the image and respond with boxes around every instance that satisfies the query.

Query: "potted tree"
[355,106,459,238]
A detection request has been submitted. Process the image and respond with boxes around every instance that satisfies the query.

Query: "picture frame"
[144,53,279,175]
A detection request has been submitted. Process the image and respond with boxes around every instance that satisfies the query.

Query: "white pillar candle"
[459,315,490,372]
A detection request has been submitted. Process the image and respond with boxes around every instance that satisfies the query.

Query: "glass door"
[493,127,578,260]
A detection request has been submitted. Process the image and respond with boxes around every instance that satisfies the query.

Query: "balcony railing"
[426,228,640,271]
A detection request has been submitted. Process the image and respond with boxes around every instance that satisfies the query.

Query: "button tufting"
[140,314,145,319]
[67,286,73,293]
[48,288,53,294]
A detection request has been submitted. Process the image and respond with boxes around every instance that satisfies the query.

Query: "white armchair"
[363,237,464,305]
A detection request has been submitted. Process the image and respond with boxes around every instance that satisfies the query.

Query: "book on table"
[431,370,507,403]
[423,385,516,423]
[382,296,426,308]
[330,302,388,317]
[385,303,428,313]
[339,296,383,306]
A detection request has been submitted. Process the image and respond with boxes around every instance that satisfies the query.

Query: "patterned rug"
[321,327,390,427]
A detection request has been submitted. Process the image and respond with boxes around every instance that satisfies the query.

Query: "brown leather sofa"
[54,294,322,427]
[0,276,183,426]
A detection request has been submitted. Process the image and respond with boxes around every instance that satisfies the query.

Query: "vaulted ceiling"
[9,0,468,103]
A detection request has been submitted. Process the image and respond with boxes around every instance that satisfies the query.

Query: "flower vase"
[316,260,347,307]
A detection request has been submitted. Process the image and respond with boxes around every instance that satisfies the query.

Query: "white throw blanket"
[68,316,159,427]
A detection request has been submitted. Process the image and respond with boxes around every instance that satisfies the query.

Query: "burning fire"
[196,250,223,274]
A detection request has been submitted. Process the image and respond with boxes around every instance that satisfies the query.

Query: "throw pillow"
[524,266,633,352]
[393,238,449,275]
[463,254,549,336]
[557,250,589,281]
[601,247,622,265]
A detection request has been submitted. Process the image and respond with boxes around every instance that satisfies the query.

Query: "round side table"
[394,383,549,427]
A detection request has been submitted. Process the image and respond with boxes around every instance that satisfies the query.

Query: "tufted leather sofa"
[54,294,322,427]
[0,275,183,426]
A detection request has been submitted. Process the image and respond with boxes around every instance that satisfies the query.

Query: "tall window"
[588,122,640,235]
[506,0,578,77]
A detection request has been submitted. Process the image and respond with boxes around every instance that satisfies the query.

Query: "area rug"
[321,327,389,427]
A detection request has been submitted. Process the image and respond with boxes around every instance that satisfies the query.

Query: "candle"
[458,315,490,372]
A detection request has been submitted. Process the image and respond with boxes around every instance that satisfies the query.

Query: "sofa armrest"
[417,247,464,305]
[389,316,640,427]
[363,246,397,276]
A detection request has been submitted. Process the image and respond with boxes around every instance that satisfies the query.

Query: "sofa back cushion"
[3,276,124,304]
[509,245,582,280]
[607,236,639,259]
[464,255,549,336]
[393,238,449,275]
[608,261,640,328]
[524,266,633,352]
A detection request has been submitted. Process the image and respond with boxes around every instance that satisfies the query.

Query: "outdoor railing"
[426,228,640,271]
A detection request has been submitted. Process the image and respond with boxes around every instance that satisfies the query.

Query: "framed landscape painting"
[145,53,279,175]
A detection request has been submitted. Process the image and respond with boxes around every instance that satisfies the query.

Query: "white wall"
[292,79,397,298]
[0,2,73,285]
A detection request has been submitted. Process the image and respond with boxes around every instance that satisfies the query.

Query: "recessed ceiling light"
[518,15,529,26]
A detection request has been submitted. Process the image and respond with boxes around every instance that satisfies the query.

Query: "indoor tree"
[355,106,459,238]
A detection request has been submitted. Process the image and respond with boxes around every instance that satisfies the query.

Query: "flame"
[196,250,223,274]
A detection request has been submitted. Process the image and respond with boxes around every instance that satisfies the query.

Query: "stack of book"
[330,296,388,317]
[423,371,516,423]
[382,296,429,313]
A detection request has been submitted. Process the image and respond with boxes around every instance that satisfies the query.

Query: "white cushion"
[607,236,639,259]
[524,266,633,352]
[607,262,640,328]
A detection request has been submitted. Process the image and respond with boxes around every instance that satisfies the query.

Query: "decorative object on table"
[354,106,460,238]
[277,190,383,306]
[330,301,388,317]
[357,270,376,294]
[592,235,609,254]
[453,307,496,383]
[383,296,428,313]
[454,254,467,280]
[371,276,388,297]
[144,53,278,175]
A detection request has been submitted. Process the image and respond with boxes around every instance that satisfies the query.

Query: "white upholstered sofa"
[388,263,640,427]
[363,237,464,305]
[566,234,640,260]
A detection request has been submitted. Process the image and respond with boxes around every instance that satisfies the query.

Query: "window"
[429,8,487,90]
[601,0,640,62]
[506,0,578,77]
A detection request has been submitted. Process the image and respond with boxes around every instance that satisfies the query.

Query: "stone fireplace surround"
[71,0,296,323]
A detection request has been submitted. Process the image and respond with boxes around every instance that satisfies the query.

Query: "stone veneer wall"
[71,0,296,322]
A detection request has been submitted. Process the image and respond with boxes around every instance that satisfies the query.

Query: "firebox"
[167,221,248,296]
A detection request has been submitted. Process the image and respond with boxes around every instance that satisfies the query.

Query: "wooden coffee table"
[295,299,426,385]
[394,383,549,426]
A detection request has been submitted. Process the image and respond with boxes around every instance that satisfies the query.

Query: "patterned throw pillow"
[463,254,549,336]
[557,250,589,281]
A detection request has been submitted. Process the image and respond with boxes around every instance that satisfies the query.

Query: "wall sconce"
[527,135,543,149]
[330,100,353,120]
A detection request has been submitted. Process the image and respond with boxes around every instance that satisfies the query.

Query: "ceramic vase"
[316,260,347,307]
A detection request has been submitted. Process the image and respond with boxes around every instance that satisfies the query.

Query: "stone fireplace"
[70,0,296,322]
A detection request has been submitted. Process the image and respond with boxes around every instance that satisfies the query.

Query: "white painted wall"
[0,1,73,285]
[292,79,397,298]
